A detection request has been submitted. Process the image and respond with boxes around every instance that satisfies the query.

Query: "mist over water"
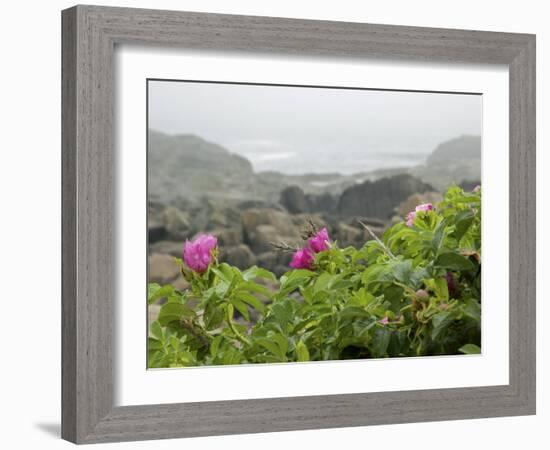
[148,80,482,175]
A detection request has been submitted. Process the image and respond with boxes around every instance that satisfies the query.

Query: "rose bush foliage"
[148,185,481,368]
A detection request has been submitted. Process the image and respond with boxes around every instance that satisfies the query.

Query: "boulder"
[208,227,243,247]
[219,244,256,269]
[257,251,293,277]
[241,208,301,253]
[237,199,284,211]
[280,185,337,214]
[307,192,336,213]
[335,223,363,248]
[338,174,434,220]
[148,253,179,284]
[162,207,191,240]
[149,240,182,258]
[148,225,167,243]
[280,185,308,214]
[204,204,241,230]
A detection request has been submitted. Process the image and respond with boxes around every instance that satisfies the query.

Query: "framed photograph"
[61,5,536,444]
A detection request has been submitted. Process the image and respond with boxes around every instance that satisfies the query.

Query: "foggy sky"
[148,80,481,174]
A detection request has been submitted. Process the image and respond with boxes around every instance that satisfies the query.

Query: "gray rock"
[148,253,179,284]
[208,227,243,247]
[257,251,293,277]
[162,207,191,240]
[149,240,182,257]
[280,185,309,214]
[338,174,433,219]
[219,244,256,269]
[335,223,363,248]
[307,192,336,213]
[241,208,301,253]
[280,185,336,214]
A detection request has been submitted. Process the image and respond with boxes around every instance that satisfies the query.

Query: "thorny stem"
[181,319,210,349]
[358,220,396,259]
[226,304,251,346]
[270,241,299,253]
[300,218,319,240]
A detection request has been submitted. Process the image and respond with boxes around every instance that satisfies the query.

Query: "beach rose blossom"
[406,203,434,227]
[406,211,416,227]
[415,203,433,212]
[308,227,330,253]
[183,234,218,273]
[290,247,315,270]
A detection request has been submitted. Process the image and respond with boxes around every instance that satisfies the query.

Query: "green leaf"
[431,218,448,255]
[426,277,449,301]
[237,281,271,296]
[230,297,250,321]
[168,335,180,351]
[269,300,295,328]
[148,283,174,305]
[237,291,266,314]
[211,263,235,283]
[451,210,475,242]
[147,337,162,351]
[392,260,413,284]
[296,340,310,362]
[256,337,285,360]
[371,328,391,357]
[280,269,316,291]
[434,252,476,271]
[149,320,163,340]
[242,266,276,282]
[431,311,452,340]
[462,298,481,323]
[271,333,289,357]
[203,302,224,330]
[210,335,223,358]
[157,303,195,326]
[362,264,392,285]
[384,285,405,312]
[313,273,339,293]
[459,343,481,354]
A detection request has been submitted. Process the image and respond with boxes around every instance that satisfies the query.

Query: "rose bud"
[183,233,218,273]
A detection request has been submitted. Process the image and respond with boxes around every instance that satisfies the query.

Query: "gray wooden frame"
[61,4,536,444]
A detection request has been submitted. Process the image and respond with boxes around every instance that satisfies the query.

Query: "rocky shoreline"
[147,131,481,284]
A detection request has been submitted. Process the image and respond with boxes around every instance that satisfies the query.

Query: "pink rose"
[308,227,330,253]
[406,211,416,227]
[183,234,217,273]
[415,203,433,212]
[406,203,434,227]
[289,247,314,270]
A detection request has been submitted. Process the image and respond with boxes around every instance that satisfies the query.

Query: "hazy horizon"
[148,80,482,175]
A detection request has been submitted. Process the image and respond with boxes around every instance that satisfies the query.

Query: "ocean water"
[228,140,430,175]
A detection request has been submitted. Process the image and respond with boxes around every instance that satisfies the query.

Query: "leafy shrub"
[147,185,481,368]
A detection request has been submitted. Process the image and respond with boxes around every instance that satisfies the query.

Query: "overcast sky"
[148,80,481,175]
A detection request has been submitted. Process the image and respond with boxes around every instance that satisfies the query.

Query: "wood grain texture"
[61,5,536,444]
